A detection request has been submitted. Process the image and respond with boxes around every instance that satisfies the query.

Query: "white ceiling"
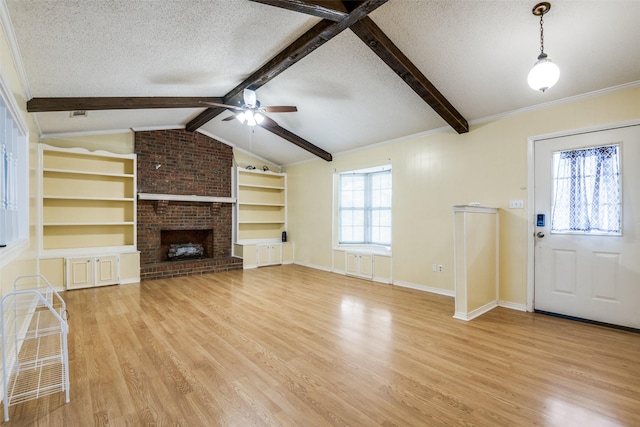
[5,0,640,165]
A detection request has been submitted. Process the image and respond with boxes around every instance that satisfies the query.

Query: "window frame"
[0,68,29,267]
[550,143,622,236]
[338,166,392,247]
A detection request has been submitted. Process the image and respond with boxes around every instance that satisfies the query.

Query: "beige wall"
[284,87,640,306]
[0,16,41,295]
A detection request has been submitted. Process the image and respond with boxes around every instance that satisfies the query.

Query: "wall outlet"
[438,264,443,272]
[432,263,437,272]
[509,199,524,209]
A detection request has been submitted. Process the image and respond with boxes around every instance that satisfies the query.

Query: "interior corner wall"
[283,86,640,307]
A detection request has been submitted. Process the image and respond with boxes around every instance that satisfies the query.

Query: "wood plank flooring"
[4,265,639,426]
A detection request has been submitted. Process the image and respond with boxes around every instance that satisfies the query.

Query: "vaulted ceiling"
[5,0,640,165]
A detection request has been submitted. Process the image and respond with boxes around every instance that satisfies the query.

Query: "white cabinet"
[257,244,282,267]
[345,252,373,279]
[65,256,118,290]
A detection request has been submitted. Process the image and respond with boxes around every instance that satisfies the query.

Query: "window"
[551,144,621,235]
[0,77,28,253]
[339,167,391,246]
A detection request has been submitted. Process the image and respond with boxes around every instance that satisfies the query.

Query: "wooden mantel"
[138,193,236,204]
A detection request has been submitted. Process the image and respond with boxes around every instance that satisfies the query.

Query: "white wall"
[284,86,640,306]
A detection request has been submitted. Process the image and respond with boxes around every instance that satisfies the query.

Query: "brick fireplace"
[135,129,242,280]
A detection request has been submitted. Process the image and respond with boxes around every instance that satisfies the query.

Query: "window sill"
[335,245,392,256]
[0,239,29,269]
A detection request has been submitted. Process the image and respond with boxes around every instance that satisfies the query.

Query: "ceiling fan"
[200,88,297,127]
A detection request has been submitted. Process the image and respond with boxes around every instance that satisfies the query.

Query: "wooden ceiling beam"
[186,0,387,161]
[27,97,225,112]
[259,121,333,162]
[249,0,350,21]
[350,16,469,134]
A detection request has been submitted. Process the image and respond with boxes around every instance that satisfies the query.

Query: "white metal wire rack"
[1,275,70,422]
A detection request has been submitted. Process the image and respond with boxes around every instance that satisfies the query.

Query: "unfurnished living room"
[0,1,639,426]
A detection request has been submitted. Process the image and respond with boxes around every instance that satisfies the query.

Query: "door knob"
[536,232,545,238]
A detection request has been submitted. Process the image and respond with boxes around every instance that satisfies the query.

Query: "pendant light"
[527,2,560,92]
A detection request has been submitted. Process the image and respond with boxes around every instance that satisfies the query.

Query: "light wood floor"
[4,265,639,426]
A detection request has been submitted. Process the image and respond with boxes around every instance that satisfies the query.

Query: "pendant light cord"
[539,14,545,55]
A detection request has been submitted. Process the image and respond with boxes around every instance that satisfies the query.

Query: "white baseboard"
[392,280,455,297]
[498,300,528,312]
[119,278,140,285]
[454,300,498,321]
[293,261,332,273]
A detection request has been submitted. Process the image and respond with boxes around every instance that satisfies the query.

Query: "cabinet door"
[269,245,282,265]
[257,244,272,266]
[346,253,360,276]
[95,256,118,286]
[345,252,374,279]
[66,258,94,290]
[359,254,373,278]
[257,244,282,266]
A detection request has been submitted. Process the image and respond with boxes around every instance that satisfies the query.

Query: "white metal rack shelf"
[1,275,70,422]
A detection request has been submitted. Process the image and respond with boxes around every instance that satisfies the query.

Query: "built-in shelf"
[44,196,135,201]
[238,184,285,190]
[234,167,287,244]
[238,220,286,224]
[238,202,285,207]
[44,222,136,226]
[137,193,236,203]
[43,168,135,178]
[40,144,137,255]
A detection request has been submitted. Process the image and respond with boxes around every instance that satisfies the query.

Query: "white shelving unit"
[38,144,140,289]
[40,144,137,255]
[1,275,70,422]
[233,167,287,244]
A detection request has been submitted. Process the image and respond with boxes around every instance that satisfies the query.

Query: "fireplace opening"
[160,229,213,261]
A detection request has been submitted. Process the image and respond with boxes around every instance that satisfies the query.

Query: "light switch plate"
[509,199,524,209]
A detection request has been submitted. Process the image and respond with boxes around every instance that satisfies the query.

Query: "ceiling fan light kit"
[235,110,265,126]
[202,88,295,127]
[528,2,560,92]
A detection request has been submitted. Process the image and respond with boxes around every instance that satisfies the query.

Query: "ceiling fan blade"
[262,106,298,113]
[243,88,257,108]
[222,115,237,121]
[199,101,243,111]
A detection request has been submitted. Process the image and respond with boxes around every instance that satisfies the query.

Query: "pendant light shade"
[528,53,560,92]
[528,2,559,92]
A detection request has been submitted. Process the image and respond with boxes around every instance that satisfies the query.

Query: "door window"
[550,144,621,235]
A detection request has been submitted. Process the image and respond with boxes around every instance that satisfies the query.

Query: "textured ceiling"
[5,0,640,165]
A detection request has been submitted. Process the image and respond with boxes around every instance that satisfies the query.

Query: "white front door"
[534,125,640,329]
